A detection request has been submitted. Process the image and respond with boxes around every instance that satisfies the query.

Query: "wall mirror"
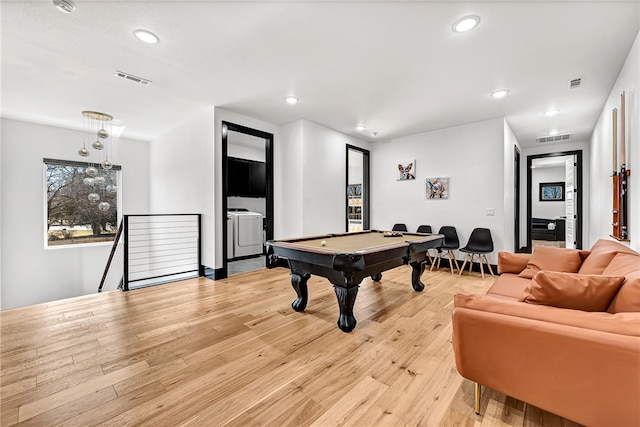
[346,145,370,232]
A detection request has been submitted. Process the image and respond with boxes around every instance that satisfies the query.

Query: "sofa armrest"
[452,294,640,427]
[497,252,530,274]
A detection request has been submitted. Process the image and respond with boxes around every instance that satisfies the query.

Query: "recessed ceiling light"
[52,0,75,14]
[356,125,366,131]
[544,109,559,117]
[549,130,559,136]
[453,15,480,33]
[134,29,159,44]
[285,96,299,105]
[491,89,509,99]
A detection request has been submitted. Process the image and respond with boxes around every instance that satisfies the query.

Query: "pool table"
[266,230,443,332]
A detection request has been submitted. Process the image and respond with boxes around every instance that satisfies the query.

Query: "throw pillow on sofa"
[518,270,625,311]
[518,246,590,279]
[603,252,640,313]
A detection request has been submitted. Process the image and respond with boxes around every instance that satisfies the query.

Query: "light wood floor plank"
[0,266,585,426]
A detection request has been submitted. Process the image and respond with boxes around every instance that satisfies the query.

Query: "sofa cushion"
[518,270,625,312]
[454,292,640,337]
[487,273,531,299]
[603,253,640,313]
[497,252,531,274]
[607,272,640,313]
[518,246,589,279]
[579,239,638,274]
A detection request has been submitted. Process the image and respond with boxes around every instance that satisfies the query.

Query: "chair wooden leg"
[459,254,469,275]
[426,250,433,265]
[468,254,475,273]
[430,253,440,271]
[475,382,481,414]
[447,250,455,274]
[479,254,485,279]
[452,254,460,273]
[483,255,495,277]
[447,250,459,274]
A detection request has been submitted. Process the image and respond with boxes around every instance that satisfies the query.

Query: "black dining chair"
[392,223,408,232]
[416,225,434,264]
[416,225,432,234]
[459,228,494,279]
[431,226,460,274]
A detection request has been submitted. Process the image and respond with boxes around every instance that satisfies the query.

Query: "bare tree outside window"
[45,159,120,246]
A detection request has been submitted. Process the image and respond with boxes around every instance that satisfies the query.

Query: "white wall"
[532,166,566,219]
[277,119,370,238]
[278,120,304,238]
[371,118,505,264]
[590,30,640,251]
[1,119,150,309]
[503,120,520,253]
[149,109,215,268]
[301,121,369,236]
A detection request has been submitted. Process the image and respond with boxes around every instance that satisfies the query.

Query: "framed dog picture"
[426,177,449,199]
[397,161,416,180]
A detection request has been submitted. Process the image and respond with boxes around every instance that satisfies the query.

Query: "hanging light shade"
[77,110,116,211]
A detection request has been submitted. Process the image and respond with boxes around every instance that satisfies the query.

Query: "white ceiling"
[2,1,639,146]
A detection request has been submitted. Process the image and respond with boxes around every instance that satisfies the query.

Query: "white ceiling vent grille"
[114,71,152,86]
[536,133,573,143]
[568,77,583,89]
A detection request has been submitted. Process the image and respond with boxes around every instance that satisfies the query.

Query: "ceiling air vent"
[536,133,573,144]
[114,71,152,86]
[568,77,583,89]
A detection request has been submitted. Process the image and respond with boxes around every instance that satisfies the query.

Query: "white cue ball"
[321,240,327,246]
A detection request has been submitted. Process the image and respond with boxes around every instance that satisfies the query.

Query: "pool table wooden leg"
[290,272,310,312]
[333,284,359,332]
[410,261,425,292]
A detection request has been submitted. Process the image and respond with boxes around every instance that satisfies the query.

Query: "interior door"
[346,145,370,232]
[565,156,576,249]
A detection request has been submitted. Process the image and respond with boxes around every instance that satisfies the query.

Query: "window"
[44,158,121,247]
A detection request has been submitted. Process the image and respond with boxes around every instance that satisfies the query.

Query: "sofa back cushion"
[579,239,638,275]
[603,252,640,313]
[518,246,589,279]
[518,270,625,312]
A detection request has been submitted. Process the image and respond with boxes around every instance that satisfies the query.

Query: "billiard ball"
[321,240,327,246]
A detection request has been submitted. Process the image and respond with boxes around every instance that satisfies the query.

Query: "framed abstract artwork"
[539,182,565,201]
[426,177,449,199]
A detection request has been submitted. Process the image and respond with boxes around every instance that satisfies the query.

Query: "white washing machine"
[227,214,234,259]
[228,211,263,258]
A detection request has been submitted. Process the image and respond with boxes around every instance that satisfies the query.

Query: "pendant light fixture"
[76,111,117,211]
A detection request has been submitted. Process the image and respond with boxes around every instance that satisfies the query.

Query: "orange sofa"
[452,239,640,426]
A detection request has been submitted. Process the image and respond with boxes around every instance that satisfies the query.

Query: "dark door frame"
[345,144,370,232]
[514,145,521,252]
[526,150,583,251]
[221,121,274,279]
